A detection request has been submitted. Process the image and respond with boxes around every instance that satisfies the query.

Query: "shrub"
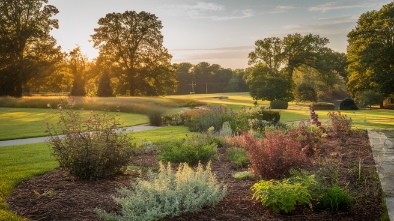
[270,100,288,109]
[340,98,358,110]
[47,108,135,179]
[157,136,217,165]
[225,148,249,168]
[311,102,335,110]
[97,70,114,97]
[249,108,281,125]
[251,178,313,213]
[146,108,167,126]
[245,130,312,179]
[96,161,227,221]
[320,184,353,211]
[233,171,255,180]
[327,111,352,135]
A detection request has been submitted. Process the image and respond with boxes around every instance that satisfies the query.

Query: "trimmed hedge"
[270,100,288,109]
[311,102,336,110]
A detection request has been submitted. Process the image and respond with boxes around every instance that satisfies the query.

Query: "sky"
[47,0,390,69]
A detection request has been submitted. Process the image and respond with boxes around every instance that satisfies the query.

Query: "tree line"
[0,0,393,105]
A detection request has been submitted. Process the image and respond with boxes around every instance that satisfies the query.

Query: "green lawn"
[0,108,148,140]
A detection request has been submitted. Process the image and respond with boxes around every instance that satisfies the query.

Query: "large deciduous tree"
[91,10,176,96]
[347,2,394,100]
[0,0,62,97]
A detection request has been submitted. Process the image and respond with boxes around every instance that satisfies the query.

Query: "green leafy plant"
[270,100,289,109]
[251,178,312,213]
[47,106,135,179]
[320,184,353,211]
[233,171,255,180]
[96,161,227,221]
[225,148,249,168]
[311,102,336,110]
[157,136,217,165]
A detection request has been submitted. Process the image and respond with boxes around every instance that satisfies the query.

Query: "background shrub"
[47,109,135,179]
[249,109,280,125]
[311,102,336,110]
[356,90,384,108]
[96,162,227,221]
[270,100,288,109]
[340,98,359,110]
[146,108,167,126]
[182,106,234,133]
[157,136,217,165]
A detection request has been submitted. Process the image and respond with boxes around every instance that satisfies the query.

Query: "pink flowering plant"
[46,101,135,179]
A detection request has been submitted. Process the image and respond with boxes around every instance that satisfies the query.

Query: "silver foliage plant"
[96,161,227,221]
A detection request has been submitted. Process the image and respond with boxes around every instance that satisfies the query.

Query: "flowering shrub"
[96,161,227,221]
[46,106,135,179]
[245,129,312,179]
[327,111,352,135]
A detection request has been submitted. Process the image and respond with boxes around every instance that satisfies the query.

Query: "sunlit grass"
[0,125,192,221]
[0,108,148,140]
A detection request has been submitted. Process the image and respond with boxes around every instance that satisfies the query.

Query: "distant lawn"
[0,125,192,221]
[0,108,148,140]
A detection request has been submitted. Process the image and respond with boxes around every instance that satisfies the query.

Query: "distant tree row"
[1,0,392,103]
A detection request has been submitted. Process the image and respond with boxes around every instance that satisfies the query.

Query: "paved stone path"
[368,129,394,221]
[0,124,161,147]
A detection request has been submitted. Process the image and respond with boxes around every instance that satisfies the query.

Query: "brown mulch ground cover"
[7,130,386,221]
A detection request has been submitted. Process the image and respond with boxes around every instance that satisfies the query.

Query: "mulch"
[7,130,385,221]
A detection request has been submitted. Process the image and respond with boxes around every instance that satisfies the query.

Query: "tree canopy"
[91,10,176,96]
[347,2,394,98]
[0,0,62,97]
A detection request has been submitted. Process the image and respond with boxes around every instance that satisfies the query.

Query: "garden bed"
[7,130,385,221]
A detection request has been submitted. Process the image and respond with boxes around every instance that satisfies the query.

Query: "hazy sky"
[47,0,389,69]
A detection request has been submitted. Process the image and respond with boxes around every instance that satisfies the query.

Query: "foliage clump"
[47,104,135,179]
[225,148,249,168]
[340,98,358,110]
[157,136,218,165]
[269,100,288,109]
[311,102,336,110]
[244,129,313,179]
[96,161,227,221]
[327,111,352,135]
[97,71,114,97]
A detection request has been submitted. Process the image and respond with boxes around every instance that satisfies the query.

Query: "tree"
[97,70,113,97]
[347,2,394,99]
[69,47,88,96]
[174,62,194,94]
[246,63,293,102]
[91,10,175,96]
[0,0,62,97]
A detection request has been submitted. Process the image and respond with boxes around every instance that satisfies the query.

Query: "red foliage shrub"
[245,130,312,179]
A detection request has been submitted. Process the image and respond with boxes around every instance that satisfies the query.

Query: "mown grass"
[0,126,192,221]
[0,108,149,140]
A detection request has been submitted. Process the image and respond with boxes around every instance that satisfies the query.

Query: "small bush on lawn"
[157,136,218,165]
[251,176,313,213]
[233,171,255,180]
[96,161,227,221]
[245,130,312,179]
[225,148,249,168]
[327,111,352,135]
[340,98,359,110]
[47,108,135,179]
[146,108,167,126]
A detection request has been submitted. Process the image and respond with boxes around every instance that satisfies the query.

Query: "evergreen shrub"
[270,100,288,109]
[340,98,358,110]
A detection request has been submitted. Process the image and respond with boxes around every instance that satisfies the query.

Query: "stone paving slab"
[368,129,394,221]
